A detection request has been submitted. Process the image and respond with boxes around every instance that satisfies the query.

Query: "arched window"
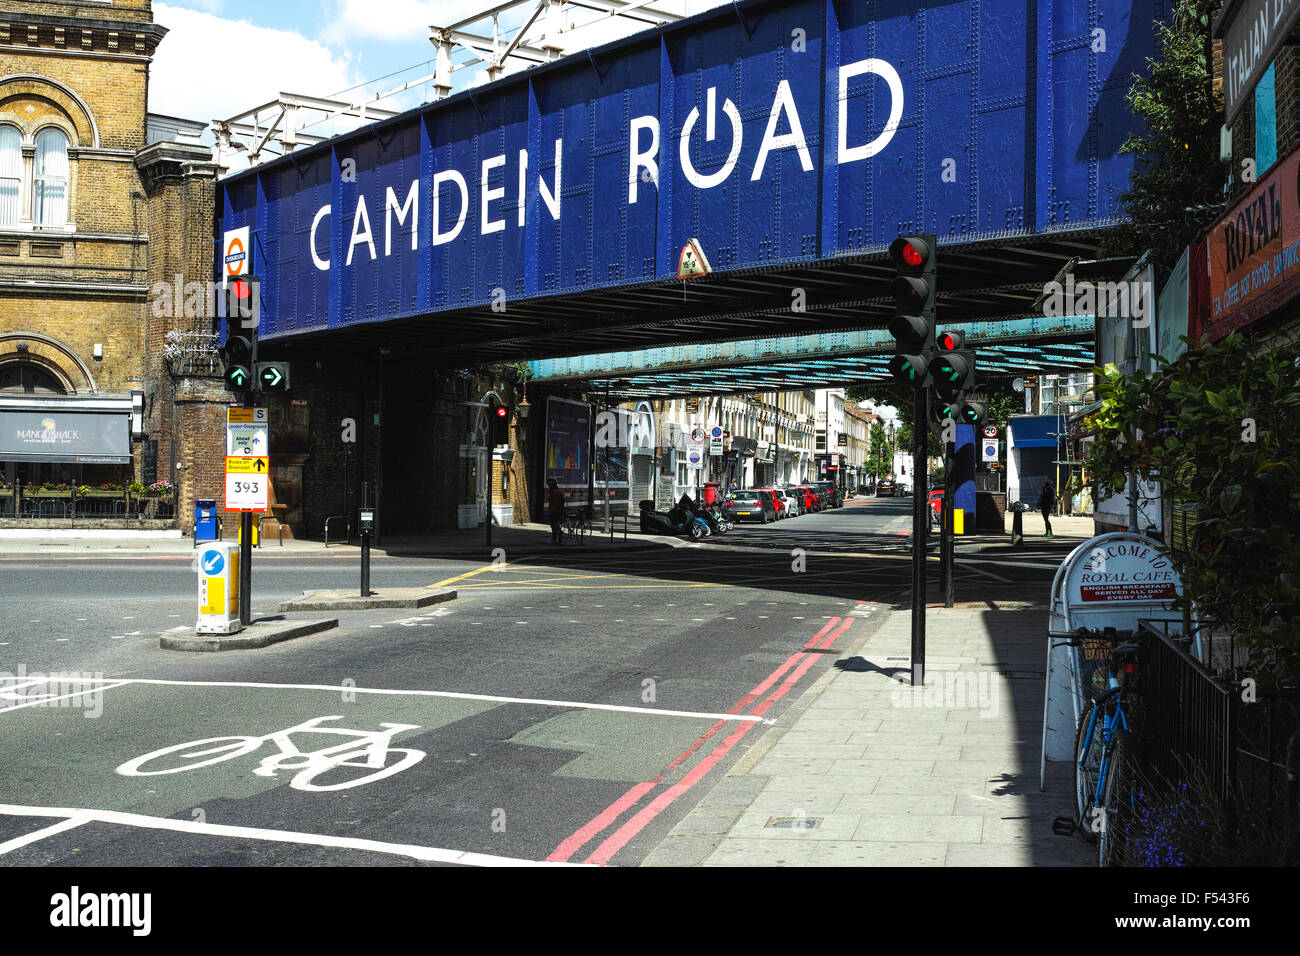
[33,128,69,227]
[0,125,20,226]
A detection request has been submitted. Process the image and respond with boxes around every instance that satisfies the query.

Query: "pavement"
[642,518,1097,867]
[0,520,677,557]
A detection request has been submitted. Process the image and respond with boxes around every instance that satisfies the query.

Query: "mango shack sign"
[1208,146,1300,339]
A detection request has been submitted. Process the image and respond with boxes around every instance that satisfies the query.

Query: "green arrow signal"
[261,366,283,388]
[227,367,249,388]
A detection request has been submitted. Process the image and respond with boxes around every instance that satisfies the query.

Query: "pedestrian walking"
[1038,480,1056,537]
[547,478,565,544]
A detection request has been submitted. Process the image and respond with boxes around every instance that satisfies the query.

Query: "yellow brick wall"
[0,294,144,394]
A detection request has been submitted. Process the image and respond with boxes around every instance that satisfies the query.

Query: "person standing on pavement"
[547,478,566,544]
[1038,480,1056,537]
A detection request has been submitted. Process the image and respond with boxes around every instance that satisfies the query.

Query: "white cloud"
[151,4,360,123]
[321,0,466,45]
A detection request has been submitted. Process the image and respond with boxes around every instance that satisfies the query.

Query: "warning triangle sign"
[677,238,712,280]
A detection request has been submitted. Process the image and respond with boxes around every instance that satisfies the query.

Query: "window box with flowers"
[29,482,72,498]
[0,482,13,497]
[77,483,125,498]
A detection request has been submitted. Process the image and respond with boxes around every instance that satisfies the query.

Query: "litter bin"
[194,498,220,546]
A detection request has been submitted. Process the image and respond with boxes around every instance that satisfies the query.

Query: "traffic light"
[931,350,976,399]
[219,276,258,392]
[956,400,987,429]
[888,234,937,387]
[488,397,510,446]
[257,361,290,393]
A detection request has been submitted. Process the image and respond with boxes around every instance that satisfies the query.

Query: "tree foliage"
[1101,0,1224,274]
[1078,334,1300,684]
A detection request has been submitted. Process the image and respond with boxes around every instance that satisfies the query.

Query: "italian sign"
[1207,145,1300,337]
[1218,0,1300,124]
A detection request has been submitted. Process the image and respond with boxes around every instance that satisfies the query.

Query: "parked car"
[813,482,841,508]
[877,479,895,497]
[928,488,944,521]
[788,486,817,512]
[772,488,799,518]
[782,487,805,515]
[729,490,778,523]
[757,488,789,519]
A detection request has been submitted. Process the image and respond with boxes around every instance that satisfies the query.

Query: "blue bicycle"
[1073,634,1146,866]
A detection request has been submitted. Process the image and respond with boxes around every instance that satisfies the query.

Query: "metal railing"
[1136,619,1236,803]
[0,488,176,523]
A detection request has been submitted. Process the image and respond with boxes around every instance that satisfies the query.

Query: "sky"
[149,0,724,141]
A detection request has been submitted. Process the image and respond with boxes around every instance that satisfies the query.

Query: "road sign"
[226,456,268,474]
[227,407,267,424]
[710,434,723,456]
[983,423,999,438]
[226,423,268,456]
[711,426,722,438]
[690,426,706,444]
[686,397,699,413]
[687,449,703,467]
[225,471,268,512]
[676,238,712,279]
[982,440,999,462]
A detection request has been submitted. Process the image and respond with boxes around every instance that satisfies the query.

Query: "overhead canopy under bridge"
[221,0,1162,368]
[527,314,1096,398]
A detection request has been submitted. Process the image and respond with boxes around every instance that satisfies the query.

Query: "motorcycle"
[679,495,721,536]
[639,499,709,540]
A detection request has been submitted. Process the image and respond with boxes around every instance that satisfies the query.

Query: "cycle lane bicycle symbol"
[115,716,425,792]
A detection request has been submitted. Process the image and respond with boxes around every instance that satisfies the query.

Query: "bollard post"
[1011,508,1024,548]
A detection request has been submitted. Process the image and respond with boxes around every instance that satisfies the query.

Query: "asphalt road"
[0,497,1057,867]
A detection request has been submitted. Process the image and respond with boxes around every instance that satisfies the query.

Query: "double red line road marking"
[547,615,855,866]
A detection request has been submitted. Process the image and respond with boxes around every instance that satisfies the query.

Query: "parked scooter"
[639,499,708,540]
[678,495,720,536]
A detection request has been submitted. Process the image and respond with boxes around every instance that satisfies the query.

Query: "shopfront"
[0,394,139,517]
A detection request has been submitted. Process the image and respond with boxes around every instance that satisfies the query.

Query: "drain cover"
[766,817,820,830]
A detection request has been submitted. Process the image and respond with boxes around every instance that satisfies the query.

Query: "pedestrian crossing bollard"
[194,542,241,634]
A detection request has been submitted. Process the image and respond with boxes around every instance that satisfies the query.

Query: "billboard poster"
[545,398,589,491]
[1156,246,1190,362]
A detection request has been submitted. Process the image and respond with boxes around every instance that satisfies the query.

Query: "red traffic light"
[231,276,252,300]
[494,406,508,418]
[937,330,965,350]
[889,236,931,270]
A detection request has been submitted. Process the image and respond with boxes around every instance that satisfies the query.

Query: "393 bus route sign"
[225,456,268,512]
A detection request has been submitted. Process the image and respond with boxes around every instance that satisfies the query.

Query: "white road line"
[0,804,581,867]
[0,677,765,723]
[0,682,131,714]
[0,812,93,855]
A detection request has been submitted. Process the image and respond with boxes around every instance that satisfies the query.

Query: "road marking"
[0,677,765,724]
[550,616,853,865]
[0,804,581,867]
[0,813,93,855]
[427,560,521,590]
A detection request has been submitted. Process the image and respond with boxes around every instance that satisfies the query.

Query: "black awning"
[0,408,131,464]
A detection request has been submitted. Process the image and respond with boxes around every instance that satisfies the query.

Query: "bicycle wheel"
[576,517,590,544]
[1074,694,1115,838]
[293,747,425,792]
[117,736,262,776]
[1099,728,1136,866]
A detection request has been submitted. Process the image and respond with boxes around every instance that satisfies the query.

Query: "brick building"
[0,0,229,532]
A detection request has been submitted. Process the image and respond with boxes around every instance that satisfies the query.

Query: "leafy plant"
[1080,334,1300,684]
[1101,0,1225,274]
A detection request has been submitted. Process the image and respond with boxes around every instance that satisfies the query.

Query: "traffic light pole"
[942,444,955,608]
[239,511,252,626]
[911,385,928,688]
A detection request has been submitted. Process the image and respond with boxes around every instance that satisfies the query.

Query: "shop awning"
[0,398,132,464]
[1008,416,1062,449]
